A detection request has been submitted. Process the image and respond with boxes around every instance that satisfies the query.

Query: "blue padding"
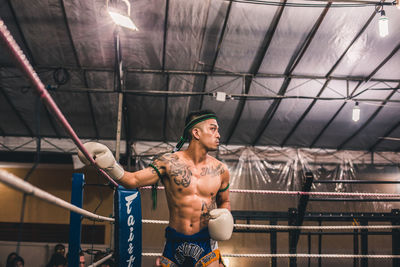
[68,173,84,266]
[114,186,142,267]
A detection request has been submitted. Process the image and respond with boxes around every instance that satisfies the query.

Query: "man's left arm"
[216,165,231,210]
[208,164,233,241]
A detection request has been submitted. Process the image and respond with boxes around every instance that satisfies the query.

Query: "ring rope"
[87,253,113,267]
[0,19,118,187]
[142,252,400,259]
[0,170,114,222]
[141,186,400,198]
[142,219,400,230]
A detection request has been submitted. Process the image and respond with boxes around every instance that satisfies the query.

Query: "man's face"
[79,255,85,267]
[195,119,220,151]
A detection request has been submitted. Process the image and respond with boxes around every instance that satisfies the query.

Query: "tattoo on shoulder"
[169,155,192,187]
[200,163,225,177]
[155,153,191,187]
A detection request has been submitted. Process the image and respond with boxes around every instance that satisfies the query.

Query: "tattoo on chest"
[201,196,217,221]
[169,154,192,187]
[200,164,225,177]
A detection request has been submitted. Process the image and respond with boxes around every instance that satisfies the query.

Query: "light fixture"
[108,0,138,31]
[397,0,400,10]
[352,102,360,122]
[215,92,227,102]
[378,10,389,37]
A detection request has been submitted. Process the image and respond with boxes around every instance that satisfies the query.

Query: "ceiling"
[1,0,400,155]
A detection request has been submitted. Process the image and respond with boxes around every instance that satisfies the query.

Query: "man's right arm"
[77,142,167,189]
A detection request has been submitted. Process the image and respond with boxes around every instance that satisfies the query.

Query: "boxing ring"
[2,16,400,267]
[2,168,400,266]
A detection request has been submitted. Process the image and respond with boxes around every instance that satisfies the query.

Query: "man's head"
[184,110,220,151]
[10,256,24,267]
[79,251,85,267]
[54,244,65,256]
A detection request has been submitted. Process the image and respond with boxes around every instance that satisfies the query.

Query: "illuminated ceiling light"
[108,0,138,31]
[352,102,360,122]
[378,10,389,37]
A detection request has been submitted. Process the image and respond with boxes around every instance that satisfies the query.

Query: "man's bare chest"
[166,161,224,193]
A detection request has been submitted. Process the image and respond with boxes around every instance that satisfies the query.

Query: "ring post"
[68,173,84,266]
[114,186,142,267]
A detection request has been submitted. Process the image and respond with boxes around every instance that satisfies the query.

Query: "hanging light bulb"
[378,10,389,37]
[352,102,360,122]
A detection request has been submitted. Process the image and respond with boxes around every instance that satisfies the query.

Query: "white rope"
[234,223,400,230]
[142,219,400,230]
[87,253,113,267]
[142,219,169,225]
[142,252,400,259]
[141,186,400,198]
[0,169,114,222]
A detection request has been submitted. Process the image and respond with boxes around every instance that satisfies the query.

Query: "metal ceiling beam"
[251,1,328,146]
[5,0,36,65]
[0,87,34,136]
[162,0,170,70]
[308,10,378,147]
[210,0,233,73]
[279,4,332,147]
[6,65,398,82]
[59,0,81,68]
[225,0,288,144]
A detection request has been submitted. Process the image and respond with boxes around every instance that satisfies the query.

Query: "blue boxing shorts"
[159,226,224,267]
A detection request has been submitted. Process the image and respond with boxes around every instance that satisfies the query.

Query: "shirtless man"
[78,110,233,267]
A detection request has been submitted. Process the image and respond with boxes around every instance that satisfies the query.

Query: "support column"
[270,219,277,267]
[360,220,368,267]
[68,173,84,267]
[392,209,400,267]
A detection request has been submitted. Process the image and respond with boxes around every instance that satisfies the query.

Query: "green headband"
[173,114,217,152]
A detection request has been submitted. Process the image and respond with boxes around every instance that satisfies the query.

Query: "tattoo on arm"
[150,154,168,178]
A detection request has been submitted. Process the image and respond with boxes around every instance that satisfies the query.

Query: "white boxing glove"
[208,208,234,241]
[77,142,124,180]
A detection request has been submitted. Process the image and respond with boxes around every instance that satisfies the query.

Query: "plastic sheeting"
[131,143,400,213]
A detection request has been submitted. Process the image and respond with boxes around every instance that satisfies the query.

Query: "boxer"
[78,110,233,267]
